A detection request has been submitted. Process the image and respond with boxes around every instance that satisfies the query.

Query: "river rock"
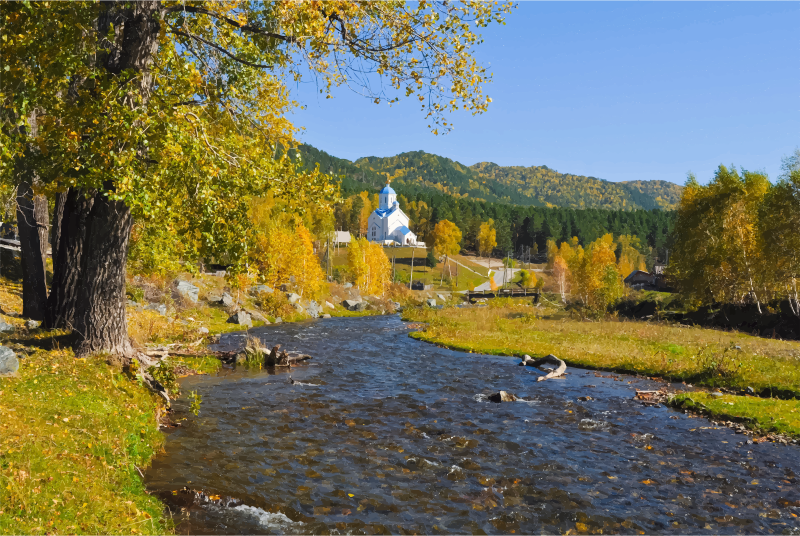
[0,321,13,333]
[343,299,361,311]
[306,301,321,319]
[324,301,334,310]
[251,284,274,295]
[227,310,252,327]
[0,346,18,376]
[25,319,40,330]
[244,309,268,323]
[321,314,331,319]
[287,293,301,304]
[176,280,199,303]
[426,299,436,307]
[488,391,517,403]
[145,303,167,316]
[274,317,282,323]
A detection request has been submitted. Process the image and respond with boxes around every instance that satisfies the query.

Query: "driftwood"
[520,354,567,381]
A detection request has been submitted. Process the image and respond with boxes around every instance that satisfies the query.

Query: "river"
[145,315,800,534]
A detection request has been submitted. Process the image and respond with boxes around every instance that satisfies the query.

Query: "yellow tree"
[478,218,497,277]
[348,237,391,296]
[760,163,800,316]
[250,220,324,298]
[616,234,646,278]
[433,219,463,287]
[552,255,570,302]
[670,167,769,310]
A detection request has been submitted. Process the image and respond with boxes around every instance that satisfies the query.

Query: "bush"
[426,250,438,268]
[126,283,144,303]
[332,266,350,284]
[255,291,293,319]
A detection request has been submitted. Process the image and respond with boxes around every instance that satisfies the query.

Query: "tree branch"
[165,5,296,43]
[168,27,274,69]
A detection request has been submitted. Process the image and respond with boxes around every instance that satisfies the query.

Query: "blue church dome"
[379,184,396,195]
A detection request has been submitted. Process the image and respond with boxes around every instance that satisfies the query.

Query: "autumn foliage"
[348,237,392,296]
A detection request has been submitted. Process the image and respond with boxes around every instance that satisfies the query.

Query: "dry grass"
[403,303,800,398]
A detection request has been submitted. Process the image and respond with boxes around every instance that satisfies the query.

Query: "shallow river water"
[145,315,800,534]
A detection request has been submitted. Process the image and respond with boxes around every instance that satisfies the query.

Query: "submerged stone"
[488,391,517,403]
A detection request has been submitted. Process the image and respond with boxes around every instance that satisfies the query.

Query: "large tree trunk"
[72,193,135,359]
[16,181,49,320]
[51,191,67,269]
[46,188,94,329]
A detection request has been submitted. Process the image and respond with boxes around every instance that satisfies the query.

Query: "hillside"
[295,144,683,210]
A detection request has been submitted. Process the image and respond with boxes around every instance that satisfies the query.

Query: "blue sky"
[291,2,798,185]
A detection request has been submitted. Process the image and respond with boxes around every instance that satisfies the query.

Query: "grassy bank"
[0,331,169,534]
[0,275,238,534]
[403,300,800,436]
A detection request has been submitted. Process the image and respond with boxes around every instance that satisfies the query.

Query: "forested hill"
[295,144,683,210]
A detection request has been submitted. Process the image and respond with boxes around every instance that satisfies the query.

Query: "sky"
[290,2,798,185]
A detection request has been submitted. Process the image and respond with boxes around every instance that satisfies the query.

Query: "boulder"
[426,299,436,307]
[343,282,353,289]
[145,303,167,316]
[0,346,18,376]
[342,299,361,311]
[198,326,210,335]
[0,321,14,334]
[488,391,517,403]
[206,292,222,303]
[227,310,252,327]
[274,317,282,323]
[25,319,40,330]
[306,301,321,319]
[286,293,301,304]
[292,303,304,314]
[176,280,199,303]
[246,310,268,323]
[354,302,368,312]
[221,292,236,308]
[251,284,274,295]
[324,301,334,310]
[321,314,331,319]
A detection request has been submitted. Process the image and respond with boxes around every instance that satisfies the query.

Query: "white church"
[367,183,419,246]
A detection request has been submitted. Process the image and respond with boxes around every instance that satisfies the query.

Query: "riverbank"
[402,300,800,438]
[0,274,242,534]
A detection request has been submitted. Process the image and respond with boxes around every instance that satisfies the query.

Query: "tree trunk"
[46,188,94,329]
[16,181,49,320]
[72,192,135,359]
[51,191,67,269]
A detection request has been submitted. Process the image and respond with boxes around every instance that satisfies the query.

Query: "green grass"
[331,247,489,291]
[669,392,800,438]
[0,335,169,534]
[403,303,800,436]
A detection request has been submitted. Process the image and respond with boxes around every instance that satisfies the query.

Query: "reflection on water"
[145,316,800,534]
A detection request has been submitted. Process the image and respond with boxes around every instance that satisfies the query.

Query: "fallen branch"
[520,354,567,381]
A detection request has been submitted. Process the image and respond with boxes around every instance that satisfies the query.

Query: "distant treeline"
[336,183,673,264]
